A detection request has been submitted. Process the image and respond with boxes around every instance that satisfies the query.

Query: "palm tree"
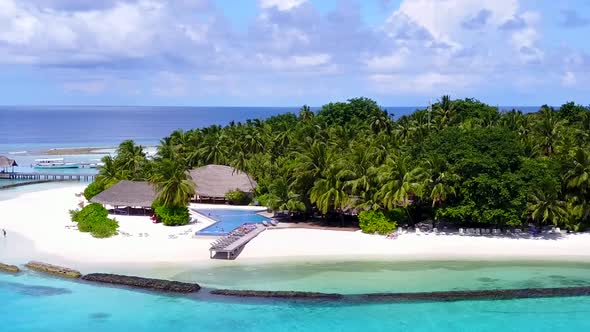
[96,155,121,188]
[369,111,391,134]
[565,148,590,194]
[422,156,457,207]
[433,95,456,129]
[376,155,426,211]
[198,132,228,165]
[116,140,147,180]
[299,105,314,122]
[310,166,349,215]
[527,189,567,228]
[394,116,414,143]
[535,106,565,156]
[564,148,590,225]
[342,144,380,209]
[292,139,330,182]
[150,158,195,208]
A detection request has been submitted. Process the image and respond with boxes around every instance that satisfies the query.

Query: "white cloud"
[257,53,332,70]
[389,0,519,44]
[0,0,214,64]
[258,0,307,11]
[370,0,546,93]
[365,47,410,71]
[153,71,190,97]
[509,11,543,63]
[561,71,577,87]
[368,72,476,94]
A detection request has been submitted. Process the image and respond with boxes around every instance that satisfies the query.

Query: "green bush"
[225,189,252,205]
[89,219,119,238]
[70,203,119,238]
[83,181,105,201]
[71,203,108,223]
[155,206,190,226]
[358,210,398,235]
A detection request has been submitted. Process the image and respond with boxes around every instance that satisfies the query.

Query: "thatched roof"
[189,165,256,198]
[90,180,157,208]
[0,156,17,168]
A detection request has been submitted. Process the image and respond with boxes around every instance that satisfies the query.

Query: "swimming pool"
[195,208,269,235]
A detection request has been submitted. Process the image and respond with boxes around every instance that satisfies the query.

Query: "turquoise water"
[0,182,83,201]
[2,271,590,332]
[196,209,269,235]
[170,260,590,294]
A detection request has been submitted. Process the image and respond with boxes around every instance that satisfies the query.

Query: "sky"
[1,0,590,106]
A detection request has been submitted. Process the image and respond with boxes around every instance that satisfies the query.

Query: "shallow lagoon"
[2,271,590,332]
[169,259,590,294]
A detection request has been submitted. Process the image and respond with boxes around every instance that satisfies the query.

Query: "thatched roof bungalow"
[90,180,158,209]
[90,165,257,209]
[0,155,18,172]
[189,165,256,202]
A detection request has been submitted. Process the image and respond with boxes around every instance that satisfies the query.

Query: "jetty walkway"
[209,224,266,259]
[0,172,95,189]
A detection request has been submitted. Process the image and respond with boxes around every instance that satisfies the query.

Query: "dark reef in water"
[210,287,590,303]
[210,289,343,299]
[362,287,590,303]
[82,273,201,293]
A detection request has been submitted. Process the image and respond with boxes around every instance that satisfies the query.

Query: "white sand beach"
[1,185,590,272]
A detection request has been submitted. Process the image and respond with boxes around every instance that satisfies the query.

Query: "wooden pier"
[0,172,96,182]
[209,225,266,260]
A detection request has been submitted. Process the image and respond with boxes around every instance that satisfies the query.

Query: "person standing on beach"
[2,229,5,237]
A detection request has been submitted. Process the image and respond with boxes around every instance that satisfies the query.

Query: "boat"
[33,158,80,169]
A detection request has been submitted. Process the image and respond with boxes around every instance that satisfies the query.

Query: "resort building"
[90,180,158,215]
[90,165,257,213]
[0,155,18,175]
[190,164,257,203]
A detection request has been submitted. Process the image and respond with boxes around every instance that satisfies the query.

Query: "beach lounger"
[492,229,501,235]
[415,228,423,235]
[262,221,269,227]
[459,228,464,235]
[270,220,278,226]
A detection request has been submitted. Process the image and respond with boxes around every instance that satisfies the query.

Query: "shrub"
[70,203,119,238]
[155,206,190,226]
[225,189,252,205]
[83,181,105,201]
[358,210,398,235]
[89,219,119,238]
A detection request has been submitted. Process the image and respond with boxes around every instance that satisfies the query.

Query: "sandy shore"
[1,186,590,273]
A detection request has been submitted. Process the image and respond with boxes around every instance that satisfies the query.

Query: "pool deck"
[209,225,266,260]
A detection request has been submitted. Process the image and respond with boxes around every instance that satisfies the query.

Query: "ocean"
[2,269,590,332]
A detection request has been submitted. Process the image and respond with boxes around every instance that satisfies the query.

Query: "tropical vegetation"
[90,97,590,232]
[69,203,119,238]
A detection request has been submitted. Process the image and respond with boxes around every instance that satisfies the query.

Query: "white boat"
[33,158,80,169]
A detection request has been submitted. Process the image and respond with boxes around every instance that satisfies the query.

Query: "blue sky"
[1,0,590,106]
